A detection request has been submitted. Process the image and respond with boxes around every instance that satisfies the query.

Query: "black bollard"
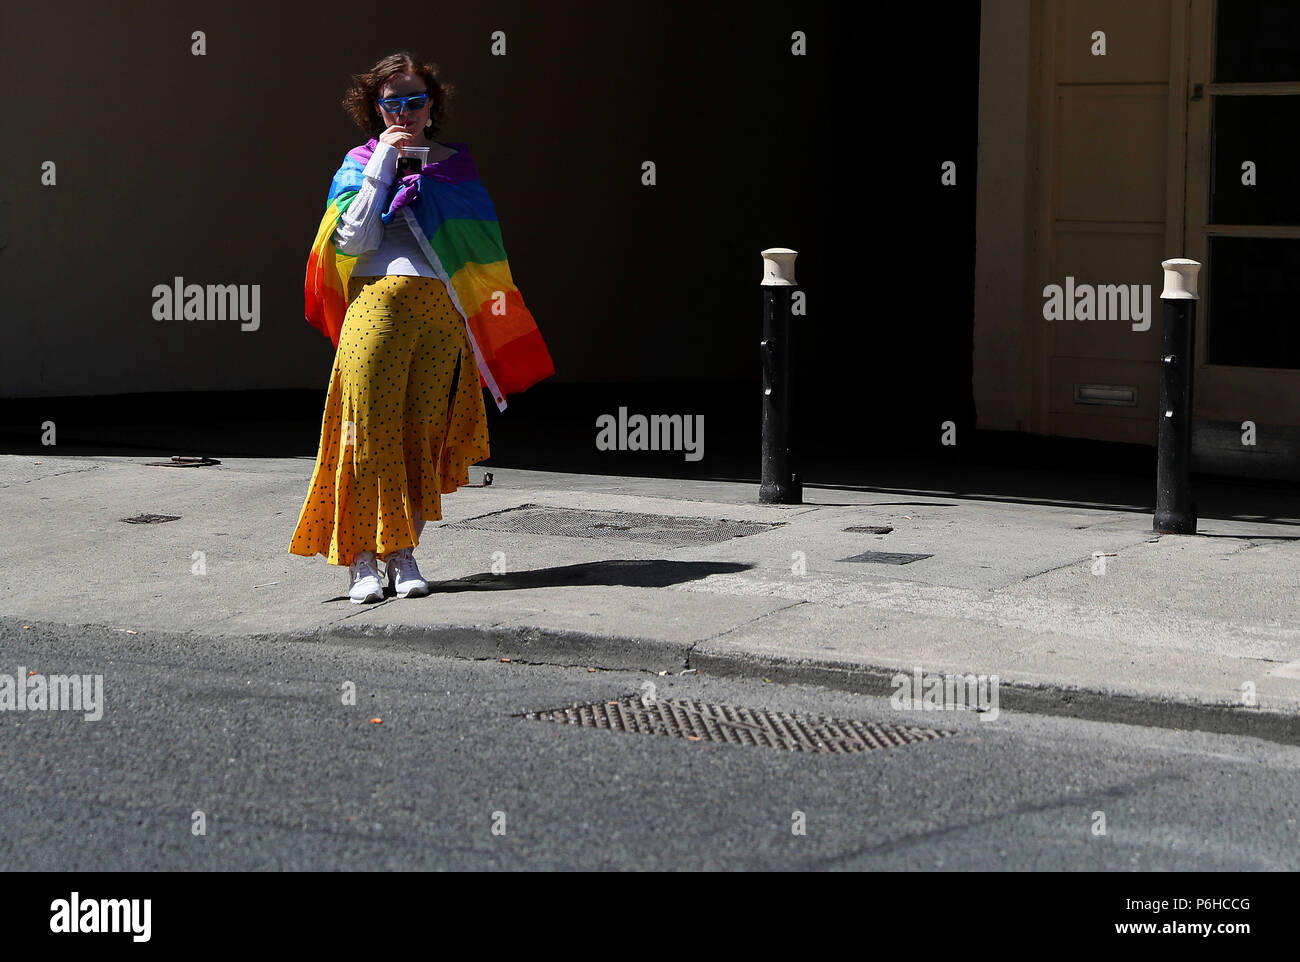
[759,248,802,504]
[1154,258,1201,534]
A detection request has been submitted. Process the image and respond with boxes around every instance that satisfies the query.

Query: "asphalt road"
[2,616,1297,871]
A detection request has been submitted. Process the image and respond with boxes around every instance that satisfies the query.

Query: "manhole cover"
[517,696,955,753]
[840,550,933,564]
[121,514,181,524]
[443,504,781,548]
[844,525,894,534]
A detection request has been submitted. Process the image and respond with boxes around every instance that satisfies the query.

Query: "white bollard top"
[761,248,798,286]
[1161,258,1202,300]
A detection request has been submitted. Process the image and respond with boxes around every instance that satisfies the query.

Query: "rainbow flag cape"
[304,139,554,411]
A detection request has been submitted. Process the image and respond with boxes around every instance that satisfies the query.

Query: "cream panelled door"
[1185,0,1300,427]
[1037,0,1178,445]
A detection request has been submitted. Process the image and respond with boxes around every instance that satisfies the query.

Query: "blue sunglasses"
[376,92,429,113]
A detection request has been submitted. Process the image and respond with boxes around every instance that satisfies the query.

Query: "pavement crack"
[1014,556,1093,583]
[0,463,102,487]
[687,600,809,663]
[1013,538,1149,584]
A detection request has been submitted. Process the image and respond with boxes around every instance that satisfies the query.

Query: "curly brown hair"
[340,52,455,139]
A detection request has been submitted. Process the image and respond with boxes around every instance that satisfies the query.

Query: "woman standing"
[290,52,554,603]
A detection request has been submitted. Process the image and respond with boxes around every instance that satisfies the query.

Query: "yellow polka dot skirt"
[289,274,490,566]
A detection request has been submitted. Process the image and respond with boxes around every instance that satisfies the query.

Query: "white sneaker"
[385,547,430,598]
[348,550,384,603]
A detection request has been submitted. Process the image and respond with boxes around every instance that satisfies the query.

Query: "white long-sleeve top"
[331,141,437,278]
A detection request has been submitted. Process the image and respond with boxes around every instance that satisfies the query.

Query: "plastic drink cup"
[396,145,430,174]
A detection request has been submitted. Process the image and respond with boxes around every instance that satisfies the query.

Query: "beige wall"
[0,1,832,400]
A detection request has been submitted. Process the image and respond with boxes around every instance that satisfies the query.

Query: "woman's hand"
[378,124,417,149]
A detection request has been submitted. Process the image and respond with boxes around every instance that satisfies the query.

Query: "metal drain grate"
[840,550,933,565]
[844,525,894,534]
[443,504,781,548]
[517,696,955,753]
[121,514,181,524]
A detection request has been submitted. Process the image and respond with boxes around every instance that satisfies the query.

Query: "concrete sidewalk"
[2,453,1299,742]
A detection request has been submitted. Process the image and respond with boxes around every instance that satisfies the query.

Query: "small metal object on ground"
[144,456,221,467]
[442,503,782,548]
[839,550,933,565]
[121,514,181,524]
[517,696,955,754]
